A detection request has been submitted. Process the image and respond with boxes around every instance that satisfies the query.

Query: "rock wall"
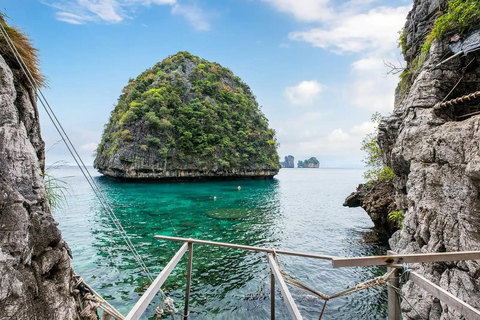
[343,180,398,242]
[0,53,82,318]
[378,0,480,318]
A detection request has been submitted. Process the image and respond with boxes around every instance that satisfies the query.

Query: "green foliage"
[398,0,480,96]
[96,51,279,170]
[421,0,480,54]
[120,110,137,124]
[146,135,161,147]
[361,112,395,184]
[389,210,405,229]
[398,27,408,56]
[145,111,162,129]
[42,162,70,210]
[297,157,320,168]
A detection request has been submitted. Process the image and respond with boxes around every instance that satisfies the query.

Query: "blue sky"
[3,0,411,168]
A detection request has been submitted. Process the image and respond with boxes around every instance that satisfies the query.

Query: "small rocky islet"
[94,52,280,180]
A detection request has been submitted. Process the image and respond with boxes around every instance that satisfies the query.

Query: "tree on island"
[297,157,320,168]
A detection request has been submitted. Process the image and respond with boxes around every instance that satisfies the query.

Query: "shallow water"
[54,167,388,319]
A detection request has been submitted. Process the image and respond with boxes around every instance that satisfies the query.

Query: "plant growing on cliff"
[421,0,480,54]
[361,112,395,184]
[388,210,405,229]
[43,162,70,210]
[0,14,45,86]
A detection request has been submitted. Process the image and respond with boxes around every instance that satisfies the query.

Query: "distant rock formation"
[281,155,294,168]
[297,157,319,168]
[94,52,280,180]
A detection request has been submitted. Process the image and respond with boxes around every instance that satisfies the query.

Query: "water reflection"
[55,168,388,319]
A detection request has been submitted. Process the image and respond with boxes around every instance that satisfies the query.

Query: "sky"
[2,0,411,168]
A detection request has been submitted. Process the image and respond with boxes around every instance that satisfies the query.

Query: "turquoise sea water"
[54,167,388,319]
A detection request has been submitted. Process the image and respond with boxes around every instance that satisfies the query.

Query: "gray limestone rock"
[0,53,84,319]
[343,180,398,242]
[379,1,480,318]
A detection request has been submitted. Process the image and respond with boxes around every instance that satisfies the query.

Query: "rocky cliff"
[378,0,480,318]
[94,52,280,180]
[0,20,84,319]
[343,180,398,242]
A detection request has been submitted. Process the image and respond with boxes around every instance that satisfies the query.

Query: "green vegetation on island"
[297,157,320,168]
[94,51,280,179]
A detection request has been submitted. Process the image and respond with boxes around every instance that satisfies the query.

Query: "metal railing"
[124,235,480,320]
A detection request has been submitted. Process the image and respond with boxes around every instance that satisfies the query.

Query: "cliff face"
[0,28,82,319]
[343,180,398,242]
[94,52,280,180]
[379,0,480,318]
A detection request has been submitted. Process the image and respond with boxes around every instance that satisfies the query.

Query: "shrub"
[398,28,408,56]
[421,0,480,54]
[42,162,70,210]
[146,135,161,147]
[159,147,168,157]
[361,112,395,184]
[120,129,132,142]
[120,110,137,124]
[389,210,405,229]
[0,15,45,86]
[145,111,162,129]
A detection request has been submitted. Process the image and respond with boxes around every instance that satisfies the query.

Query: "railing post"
[270,271,275,320]
[387,250,400,320]
[184,242,193,319]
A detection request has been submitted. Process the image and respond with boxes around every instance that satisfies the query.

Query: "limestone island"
[94,52,280,180]
[281,155,294,168]
[297,157,320,168]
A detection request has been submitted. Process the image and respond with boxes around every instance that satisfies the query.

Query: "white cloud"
[77,0,123,23]
[279,43,290,48]
[171,3,210,31]
[327,128,349,142]
[261,0,333,22]
[45,0,210,30]
[285,80,323,105]
[348,57,398,111]
[350,121,376,135]
[80,142,98,152]
[56,11,90,24]
[297,121,376,157]
[289,6,410,54]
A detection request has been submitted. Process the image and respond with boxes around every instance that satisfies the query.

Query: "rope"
[437,57,476,106]
[0,20,177,319]
[435,90,480,109]
[73,274,125,320]
[0,21,156,284]
[271,250,395,319]
[386,282,427,320]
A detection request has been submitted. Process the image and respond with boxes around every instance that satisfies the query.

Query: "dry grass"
[0,15,45,87]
